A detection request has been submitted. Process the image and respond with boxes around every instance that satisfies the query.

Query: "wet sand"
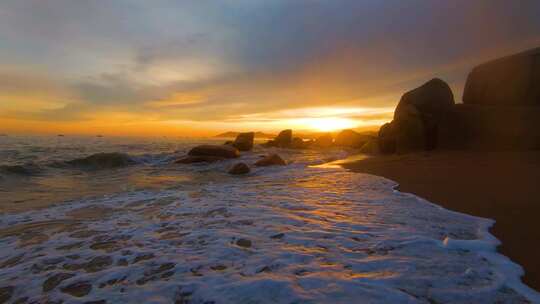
[342,151,540,291]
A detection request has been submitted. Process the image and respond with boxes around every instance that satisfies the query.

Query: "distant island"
[214,131,275,139]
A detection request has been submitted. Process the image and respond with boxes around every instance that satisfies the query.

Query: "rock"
[232,132,254,151]
[378,122,396,154]
[359,138,380,154]
[291,137,310,149]
[133,253,154,264]
[313,134,333,148]
[187,145,240,158]
[0,286,14,304]
[175,156,226,164]
[43,273,76,292]
[463,47,540,106]
[228,163,250,175]
[254,154,286,167]
[66,153,135,169]
[438,104,540,150]
[61,281,92,297]
[334,130,371,148]
[394,78,454,150]
[379,78,455,153]
[265,129,293,147]
[393,106,426,153]
[236,238,252,248]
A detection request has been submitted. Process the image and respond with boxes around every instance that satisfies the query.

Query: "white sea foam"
[0,147,538,303]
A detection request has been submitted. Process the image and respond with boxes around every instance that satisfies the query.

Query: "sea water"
[0,135,538,303]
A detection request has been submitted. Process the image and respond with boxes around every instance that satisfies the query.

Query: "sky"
[1,0,540,136]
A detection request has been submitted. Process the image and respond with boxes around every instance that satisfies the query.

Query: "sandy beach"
[342,151,540,291]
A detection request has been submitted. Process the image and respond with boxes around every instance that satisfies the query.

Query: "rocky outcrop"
[232,132,254,151]
[438,104,540,150]
[463,47,540,106]
[254,154,287,166]
[188,145,240,158]
[334,129,372,148]
[264,130,293,148]
[228,162,250,175]
[378,78,455,153]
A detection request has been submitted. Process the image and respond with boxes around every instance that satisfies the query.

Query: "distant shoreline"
[342,150,540,291]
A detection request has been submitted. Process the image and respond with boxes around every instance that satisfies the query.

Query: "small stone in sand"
[236,238,252,248]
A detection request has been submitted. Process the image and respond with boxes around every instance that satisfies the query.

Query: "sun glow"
[297,117,358,132]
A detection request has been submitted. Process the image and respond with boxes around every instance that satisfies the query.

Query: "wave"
[0,163,42,176]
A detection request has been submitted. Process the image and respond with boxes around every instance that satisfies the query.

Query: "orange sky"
[1,1,539,136]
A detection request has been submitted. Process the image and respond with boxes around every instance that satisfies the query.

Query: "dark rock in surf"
[254,154,286,167]
[291,137,310,149]
[66,153,135,169]
[236,238,252,248]
[232,132,255,151]
[228,163,250,175]
[43,273,76,292]
[0,286,14,303]
[264,129,293,148]
[188,145,240,159]
[0,164,41,176]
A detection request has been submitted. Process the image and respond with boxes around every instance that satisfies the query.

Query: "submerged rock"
[188,145,240,159]
[66,153,135,169]
[43,273,76,292]
[228,163,250,175]
[0,286,14,303]
[236,238,252,248]
[232,132,254,151]
[254,154,287,167]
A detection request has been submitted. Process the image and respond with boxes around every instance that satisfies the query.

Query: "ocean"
[0,135,538,303]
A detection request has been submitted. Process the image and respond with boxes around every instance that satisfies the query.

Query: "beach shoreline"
[342,150,540,291]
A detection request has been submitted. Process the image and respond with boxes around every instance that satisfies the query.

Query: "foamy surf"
[1,156,538,303]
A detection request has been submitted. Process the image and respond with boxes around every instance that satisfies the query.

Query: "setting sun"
[300,117,358,132]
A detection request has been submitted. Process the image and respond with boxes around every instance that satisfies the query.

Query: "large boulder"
[267,129,293,147]
[232,132,254,151]
[438,104,540,150]
[228,162,250,175]
[463,47,540,106]
[334,130,370,148]
[379,78,455,153]
[254,154,287,167]
[188,145,240,158]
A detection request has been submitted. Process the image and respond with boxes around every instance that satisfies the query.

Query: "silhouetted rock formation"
[254,154,287,166]
[188,145,240,158]
[232,132,254,151]
[463,47,540,106]
[228,162,250,175]
[378,78,455,153]
[335,129,372,148]
[265,129,293,148]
